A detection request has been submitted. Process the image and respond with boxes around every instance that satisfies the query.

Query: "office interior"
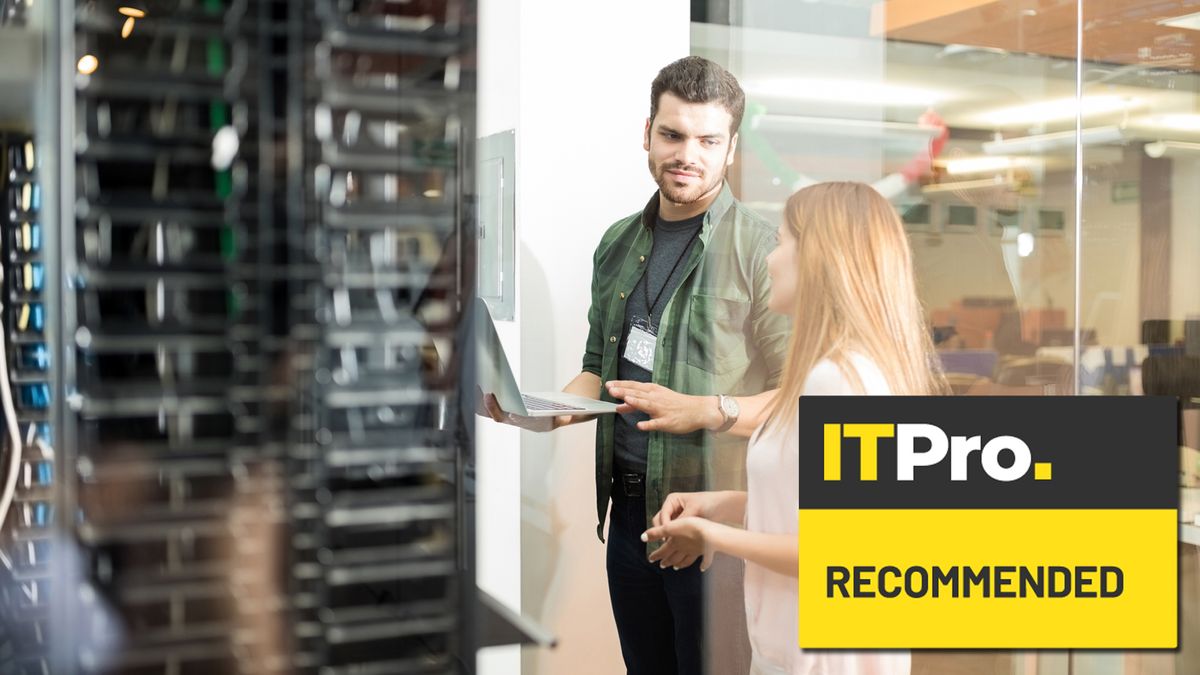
[0,0,1197,674]
[476,1,1200,675]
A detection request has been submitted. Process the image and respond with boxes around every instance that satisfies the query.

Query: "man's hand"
[476,388,559,432]
[605,381,722,434]
[641,517,717,571]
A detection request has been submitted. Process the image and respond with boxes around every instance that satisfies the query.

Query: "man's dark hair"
[649,56,745,137]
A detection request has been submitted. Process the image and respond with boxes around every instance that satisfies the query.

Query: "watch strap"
[715,394,737,433]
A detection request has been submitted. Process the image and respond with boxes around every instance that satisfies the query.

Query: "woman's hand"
[605,381,722,434]
[653,490,744,526]
[641,517,718,571]
[654,491,708,526]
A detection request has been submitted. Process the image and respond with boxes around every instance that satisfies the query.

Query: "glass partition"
[696,0,1200,672]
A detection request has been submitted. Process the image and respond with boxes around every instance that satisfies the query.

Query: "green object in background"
[214,170,232,200]
[1112,181,1139,203]
[205,39,226,77]
[209,99,228,130]
[204,0,223,16]
[220,225,237,262]
[227,288,240,317]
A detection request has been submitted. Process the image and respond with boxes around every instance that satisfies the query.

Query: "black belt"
[614,472,646,498]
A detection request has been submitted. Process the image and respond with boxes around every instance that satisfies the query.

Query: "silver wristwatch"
[715,394,740,433]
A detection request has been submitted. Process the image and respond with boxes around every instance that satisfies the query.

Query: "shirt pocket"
[686,294,752,376]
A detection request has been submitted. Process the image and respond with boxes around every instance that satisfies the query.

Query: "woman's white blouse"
[744,355,910,675]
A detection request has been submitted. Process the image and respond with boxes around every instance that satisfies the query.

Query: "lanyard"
[642,226,700,332]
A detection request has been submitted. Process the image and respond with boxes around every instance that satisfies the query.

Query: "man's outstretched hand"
[476,388,558,432]
[606,381,721,434]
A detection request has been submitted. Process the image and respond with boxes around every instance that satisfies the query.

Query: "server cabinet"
[0,1,481,673]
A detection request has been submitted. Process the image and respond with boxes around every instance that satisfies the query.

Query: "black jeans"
[607,479,705,675]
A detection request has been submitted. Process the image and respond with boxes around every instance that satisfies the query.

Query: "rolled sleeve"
[581,244,605,377]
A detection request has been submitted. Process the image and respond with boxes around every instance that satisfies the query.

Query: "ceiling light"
[751,114,938,140]
[121,16,135,38]
[745,78,949,107]
[1158,11,1200,31]
[1136,114,1200,132]
[921,177,1017,194]
[981,126,1127,155]
[76,54,99,75]
[976,96,1140,127]
[118,6,146,18]
[1144,140,1200,158]
[942,156,1037,175]
[1017,232,1035,258]
[938,44,1009,58]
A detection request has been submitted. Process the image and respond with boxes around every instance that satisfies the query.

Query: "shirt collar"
[639,182,734,245]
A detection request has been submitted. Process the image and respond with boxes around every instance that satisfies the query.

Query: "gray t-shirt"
[613,212,704,474]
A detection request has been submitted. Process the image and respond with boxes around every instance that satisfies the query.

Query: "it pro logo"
[822,423,1053,482]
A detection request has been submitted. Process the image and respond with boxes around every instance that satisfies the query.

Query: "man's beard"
[650,158,725,206]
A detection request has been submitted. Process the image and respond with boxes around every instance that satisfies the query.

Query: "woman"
[623,181,946,674]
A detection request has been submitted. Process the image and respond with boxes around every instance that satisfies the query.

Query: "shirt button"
[619,292,626,299]
[639,255,646,263]
[609,336,617,343]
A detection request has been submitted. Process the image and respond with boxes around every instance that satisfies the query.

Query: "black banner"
[797,396,1178,509]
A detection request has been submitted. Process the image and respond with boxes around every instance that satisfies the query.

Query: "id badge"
[623,319,658,371]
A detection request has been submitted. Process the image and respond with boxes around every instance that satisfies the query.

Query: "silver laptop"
[475,298,619,417]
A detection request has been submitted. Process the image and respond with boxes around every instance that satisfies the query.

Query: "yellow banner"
[798,509,1177,648]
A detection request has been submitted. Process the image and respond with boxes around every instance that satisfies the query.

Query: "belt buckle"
[620,473,644,497]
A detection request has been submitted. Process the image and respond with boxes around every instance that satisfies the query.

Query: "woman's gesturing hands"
[642,516,717,571]
[641,491,745,572]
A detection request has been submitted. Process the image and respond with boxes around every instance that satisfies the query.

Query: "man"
[483,56,789,675]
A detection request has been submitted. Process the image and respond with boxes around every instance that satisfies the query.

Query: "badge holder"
[623,316,657,371]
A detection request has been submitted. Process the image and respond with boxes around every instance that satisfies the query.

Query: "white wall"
[474,0,522,672]
[474,2,691,674]
[516,4,689,674]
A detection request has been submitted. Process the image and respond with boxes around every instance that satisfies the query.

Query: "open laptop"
[475,298,619,417]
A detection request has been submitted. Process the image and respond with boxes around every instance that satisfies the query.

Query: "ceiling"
[693,21,1200,138]
[874,0,1200,71]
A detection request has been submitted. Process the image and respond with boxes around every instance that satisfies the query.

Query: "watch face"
[721,396,739,417]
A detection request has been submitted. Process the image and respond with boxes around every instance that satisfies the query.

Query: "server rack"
[0,1,484,673]
[286,0,475,672]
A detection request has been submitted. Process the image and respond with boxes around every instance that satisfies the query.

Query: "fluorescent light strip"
[752,114,937,139]
[981,126,1126,155]
[1136,114,1200,132]
[977,96,1140,127]
[921,177,1017,194]
[745,78,948,107]
[942,156,1037,175]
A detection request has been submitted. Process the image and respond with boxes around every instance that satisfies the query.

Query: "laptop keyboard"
[522,395,583,412]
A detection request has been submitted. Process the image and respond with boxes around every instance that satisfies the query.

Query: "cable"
[0,259,23,531]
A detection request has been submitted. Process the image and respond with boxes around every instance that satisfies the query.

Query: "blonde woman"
[612,181,946,675]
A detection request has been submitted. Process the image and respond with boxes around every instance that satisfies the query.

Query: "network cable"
[0,259,24,532]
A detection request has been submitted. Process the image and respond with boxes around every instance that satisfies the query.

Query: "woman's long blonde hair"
[765,181,947,432]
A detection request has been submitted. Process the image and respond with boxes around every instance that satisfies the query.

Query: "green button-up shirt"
[583,183,791,540]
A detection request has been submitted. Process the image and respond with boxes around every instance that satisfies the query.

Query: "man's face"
[644,93,738,207]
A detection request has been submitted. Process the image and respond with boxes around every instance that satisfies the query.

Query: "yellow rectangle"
[798,509,1176,648]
